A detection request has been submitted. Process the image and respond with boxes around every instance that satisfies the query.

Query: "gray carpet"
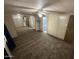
[12,29,73,59]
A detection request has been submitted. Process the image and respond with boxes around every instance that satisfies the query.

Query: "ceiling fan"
[5,4,53,17]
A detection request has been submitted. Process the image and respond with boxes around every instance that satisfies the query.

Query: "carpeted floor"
[12,29,73,59]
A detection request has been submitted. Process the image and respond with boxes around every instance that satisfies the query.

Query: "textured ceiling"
[4,0,74,13]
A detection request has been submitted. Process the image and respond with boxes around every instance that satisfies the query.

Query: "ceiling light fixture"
[17,14,21,19]
[38,13,42,17]
[38,9,42,17]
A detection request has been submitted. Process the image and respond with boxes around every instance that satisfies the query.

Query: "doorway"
[42,15,47,32]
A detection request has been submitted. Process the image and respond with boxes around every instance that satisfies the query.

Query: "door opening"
[43,15,47,33]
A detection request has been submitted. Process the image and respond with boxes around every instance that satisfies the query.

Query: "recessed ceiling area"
[4,0,74,14]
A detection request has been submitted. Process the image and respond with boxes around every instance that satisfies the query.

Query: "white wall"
[35,15,40,31]
[4,13,18,38]
[12,14,24,27]
[29,16,36,29]
[23,17,27,26]
[47,13,70,39]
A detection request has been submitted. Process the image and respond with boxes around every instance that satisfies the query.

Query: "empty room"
[4,0,74,59]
